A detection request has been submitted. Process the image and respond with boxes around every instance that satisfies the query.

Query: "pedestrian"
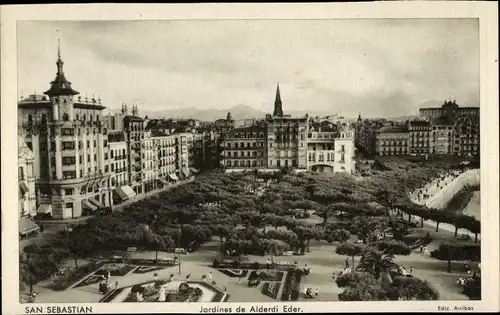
[40,224,44,233]
[345,258,349,268]
[315,288,319,297]
[186,273,191,280]
[209,271,213,281]
[115,280,119,289]
[410,266,413,274]
[266,259,271,269]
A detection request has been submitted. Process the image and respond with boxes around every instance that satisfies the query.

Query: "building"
[18,43,111,219]
[265,84,309,169]
[108,130,135,205]
[307,120,356,174]
[123,115,147,195]
[420,100,480,156]
[354,115,385,157]
[218,84,356,174]
[220,124,267,171]
[214,112,235,134]
[375,125,410,156]
[152,135,179,186]
[419,100,479,120]
[407,120,433,155]
[18,136,37,218]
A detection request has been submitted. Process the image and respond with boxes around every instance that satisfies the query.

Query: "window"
[64,188,73,195]
[277,160,281,167]
[62,141,75,150]
[104,140,108,147]
[65,202,74,209]
[41,114,47,124]
[62,113,69,121]
[28,114,33,125]
[87,155,91,162]
[61,128,74,136]
[62,157,76,165]
[104,153,108,160]
[227,161,231,167]
[18,167,24,180]
[110,150,114,158]
[76,114,79,120]
[62,171,76,179]
[105,165,109,172]
[94,140,97,147]
[94,154,97,161]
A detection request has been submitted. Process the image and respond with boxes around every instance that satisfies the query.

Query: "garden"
[20,156,481,301]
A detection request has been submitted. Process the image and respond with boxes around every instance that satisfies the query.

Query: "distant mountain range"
[107,100,477,122]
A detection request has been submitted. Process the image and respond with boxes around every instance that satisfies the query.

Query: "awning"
[181,167,190,178]
[121,185,136,198]
[89,197,105,208]
[189,167,199,174]
[82,199,98,211]
[157,178,169,186]
[169,173,179,181]
[19,181,29,195]
[114,185,136,201]
[19,217,39,235]
[37,204,52,214]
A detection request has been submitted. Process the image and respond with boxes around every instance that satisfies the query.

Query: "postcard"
[1,2,499,314]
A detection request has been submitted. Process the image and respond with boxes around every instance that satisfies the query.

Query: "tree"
[351,217,381,244]
[386,276,440,300]
[66,227,95,268]
[335,271,378,288]
[333,229,351,244]
[462,276,481,300]
[428,211,454,232]
[430,243,480,272]
[144,232,173,262]
[335,243,365,269]
[356,248,397,279]
[467,219,481,243]
[20,245,61,295]
[372,240,411,256]
[215,224,231,253]
[451,215,470,238]
[338,276,387,301]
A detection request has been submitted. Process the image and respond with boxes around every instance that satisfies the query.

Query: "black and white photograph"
[2,2,499,314]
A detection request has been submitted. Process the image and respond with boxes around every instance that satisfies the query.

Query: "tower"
[44,39,79,121]
[132,104,139,116]
[273,83,283,117]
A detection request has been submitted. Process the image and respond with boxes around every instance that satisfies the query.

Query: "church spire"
[56,39,64,75]
[273,83,283,117]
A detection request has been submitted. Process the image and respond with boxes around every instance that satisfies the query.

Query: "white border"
[1,2,499,314]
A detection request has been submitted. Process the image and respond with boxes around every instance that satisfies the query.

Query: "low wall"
[426,169,480,209]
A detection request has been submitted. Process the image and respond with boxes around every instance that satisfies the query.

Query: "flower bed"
[280,268,303,301]
[249,270,284,282]
[128,258,178,266]
[217,269,249,278]
[100,288,125,302]
[94,263,136,277]
[132,266,167,274]
[53,262,104,291]
[261,281,281,300]
[73,274,107,289]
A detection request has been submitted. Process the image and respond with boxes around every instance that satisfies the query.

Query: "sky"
[17,19,479,118]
